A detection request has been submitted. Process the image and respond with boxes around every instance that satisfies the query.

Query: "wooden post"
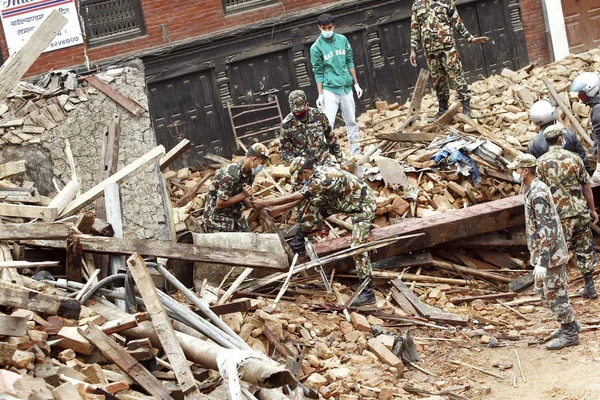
[127,253,203,399]
[105,183,127,309]
[78,323,174,399]
[542,76,594,147]
[0,10,68,99]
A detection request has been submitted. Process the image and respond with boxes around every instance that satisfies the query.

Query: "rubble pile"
[169,48,600,238]
[1,39,600,399]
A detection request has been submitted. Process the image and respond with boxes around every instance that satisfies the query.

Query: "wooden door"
[147,69,232,167]
[563,0,600,54]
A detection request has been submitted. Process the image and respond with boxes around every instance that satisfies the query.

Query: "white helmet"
[570,72,600,104]
[529,99,558,126]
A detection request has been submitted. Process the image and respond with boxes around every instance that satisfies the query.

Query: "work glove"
[354,83,363,99]
[316,94,324,109]
[593,164,600,183]
[533,265,547,282]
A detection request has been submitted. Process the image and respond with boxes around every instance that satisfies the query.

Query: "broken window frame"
[79,0,147,47]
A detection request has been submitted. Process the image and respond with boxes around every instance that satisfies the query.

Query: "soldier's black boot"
[289,231,306,256]
[546,321,580,350]
[434,98,449,119]
[550,320,581,339]
[462,99,471,118]
[579,272,598,299]
[351,278,376,307]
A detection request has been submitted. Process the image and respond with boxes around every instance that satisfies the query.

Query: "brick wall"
[0,0,331,77]
[519,0,551,64]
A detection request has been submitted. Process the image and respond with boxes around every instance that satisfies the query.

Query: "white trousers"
[322,89,360,156]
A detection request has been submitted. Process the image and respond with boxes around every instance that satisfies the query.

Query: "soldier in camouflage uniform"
[509,153,579,350]
[409,0,488,118]
[536,126,599,299]
[280,90,344,167]
[251,156,377,306]
[202,143,269,233]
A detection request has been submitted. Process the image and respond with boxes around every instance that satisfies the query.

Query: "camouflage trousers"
[424,47,470,102]
[204,216,250,233]
[561,215,596,275]
[299,201,375,279]
[535,264,575,325]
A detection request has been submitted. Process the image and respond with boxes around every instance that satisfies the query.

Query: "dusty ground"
[400,287,600,400]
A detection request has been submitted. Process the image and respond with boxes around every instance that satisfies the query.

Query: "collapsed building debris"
[0,40,600,400]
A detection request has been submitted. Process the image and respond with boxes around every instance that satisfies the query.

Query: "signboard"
[1,0,83,55]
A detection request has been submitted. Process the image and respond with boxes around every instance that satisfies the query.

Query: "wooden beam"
[542,76,594,147]
[78,323,174,400]
[433,102,460,126]
[375,132,438,142]
[23,235,287,270]
[60,145,165,217]
[0,160,26,179]
[313,194,526,266]
[96,114,121,220]
[409,69,430,114]
[84,76,144,117]
[48,180,81,217]
[127,253,202,399]
[0,203,58,221]
[0,222,71,240]
[0,260,59,268]
[175,171,214,207]
[0,10,68,100]
[160,139,191,171]
[0,280,80,319]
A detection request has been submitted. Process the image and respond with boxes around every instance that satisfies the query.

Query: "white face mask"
[321,29,334,39]
[512,171,523,183]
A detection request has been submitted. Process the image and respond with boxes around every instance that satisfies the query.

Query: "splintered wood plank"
[60,145,165,217]
[0,10,67,99]
[475,250,525,269]
[390,287,420,317]
[391,279,432,318]
[127,253,202,399]
[0,280,80,319]
[0,203,57,221]
[0,222,71,240]
[0,242,22,285]
[0,160,26,179]
[409,69,430,114]
[160,139,191,171]
[78,323,173,399]
[85,75,144,117]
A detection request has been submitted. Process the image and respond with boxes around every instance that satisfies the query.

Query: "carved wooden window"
[222,0,276,14]
[79,0,146,47]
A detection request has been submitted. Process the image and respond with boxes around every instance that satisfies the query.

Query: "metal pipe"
[152,262,251,350]
[158,291,240,349]
[89,302,297,389]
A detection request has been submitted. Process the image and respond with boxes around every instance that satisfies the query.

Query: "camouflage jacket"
[410,0,473,53]
[299,165,375,215]
[591,98,600,142]
[523,178,569,269]
[202,160,253,232]
[280,108,343,164]
[537,145,590,220]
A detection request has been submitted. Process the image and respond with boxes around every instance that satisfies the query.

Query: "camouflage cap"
[289,156,307,182]
[246,143,269,161]
[288,90,307,113]
[507,153,537,169]
[543,125,565,140]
